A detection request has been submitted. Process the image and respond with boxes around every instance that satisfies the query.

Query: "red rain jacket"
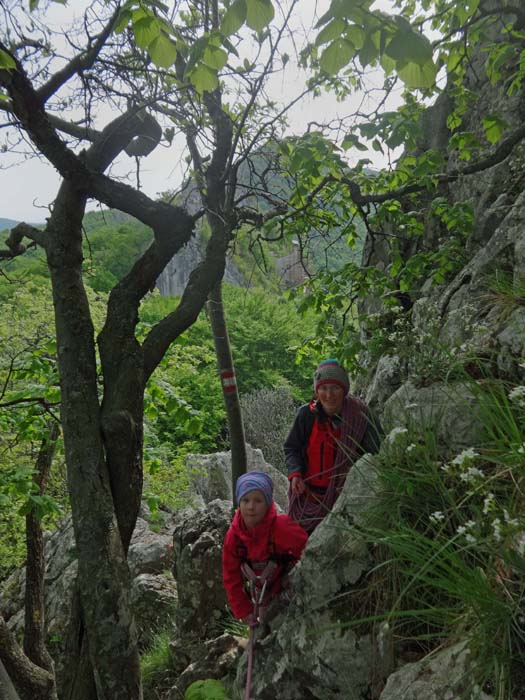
[222,502,308,619]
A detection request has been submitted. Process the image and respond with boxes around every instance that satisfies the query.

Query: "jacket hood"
[230,501,277,562]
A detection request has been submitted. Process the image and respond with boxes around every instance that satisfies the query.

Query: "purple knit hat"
[313,359,350,393]
[235,471,273,506]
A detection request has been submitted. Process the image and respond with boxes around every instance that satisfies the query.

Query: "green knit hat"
[313,359,349,394]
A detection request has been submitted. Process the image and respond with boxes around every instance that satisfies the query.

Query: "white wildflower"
[406,443,417,453]
[515,533,525,556]
[465,519,476,530]
[517,445,525,455]
[430,511,445,523]
[387,426,409,444]
[457,525,467,536]
[508,385,525,407]
[482,493,495,514]
[492,518,502,542]
[465,533,477,544]
[459,466,484,482]
[451,448,479,467]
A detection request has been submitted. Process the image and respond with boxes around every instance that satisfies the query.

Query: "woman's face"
[239,489,269,528]
[316,383,345,416]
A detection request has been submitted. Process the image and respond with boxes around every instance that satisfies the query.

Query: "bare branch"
[36,5,121,104]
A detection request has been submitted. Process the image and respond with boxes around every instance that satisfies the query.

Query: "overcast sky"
[0,0,398,223]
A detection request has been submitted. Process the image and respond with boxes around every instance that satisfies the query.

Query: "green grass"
[337,369,525,698]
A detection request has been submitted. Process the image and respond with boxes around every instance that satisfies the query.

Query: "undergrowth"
[340,367,525,699]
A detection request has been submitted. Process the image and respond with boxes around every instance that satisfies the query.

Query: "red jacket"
[222,502,308,619]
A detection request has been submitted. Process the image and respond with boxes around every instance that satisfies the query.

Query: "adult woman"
[284,359,381,534]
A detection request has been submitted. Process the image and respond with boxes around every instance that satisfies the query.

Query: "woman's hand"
[291,476,306,495]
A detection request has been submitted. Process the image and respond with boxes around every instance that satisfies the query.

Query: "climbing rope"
[241,560,278,700]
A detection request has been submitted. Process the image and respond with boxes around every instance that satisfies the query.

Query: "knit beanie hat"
[235,471,274,506]
[313,359,350,394]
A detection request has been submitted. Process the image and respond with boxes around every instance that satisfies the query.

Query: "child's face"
[239,489,269,528]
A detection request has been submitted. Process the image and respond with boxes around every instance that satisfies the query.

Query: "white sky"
[0,0,400,223]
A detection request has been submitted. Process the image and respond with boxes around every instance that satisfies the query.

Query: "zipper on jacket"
[320,441,324,475]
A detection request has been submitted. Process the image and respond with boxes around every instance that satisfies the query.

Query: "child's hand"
[242,612,259,628]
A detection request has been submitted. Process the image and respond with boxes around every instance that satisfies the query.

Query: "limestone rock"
[382,381,483,454]
[169,633,246,698]
[172,499,232,640]
[186,445,289,511]
[379,642,493,700]
[131,573,178,649]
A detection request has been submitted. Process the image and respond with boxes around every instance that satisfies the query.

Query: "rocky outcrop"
[166,499,246,697]
[233,455,388,700]
[0,505,178,682]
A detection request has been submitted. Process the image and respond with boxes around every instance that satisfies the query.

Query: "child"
[222,471,308,624]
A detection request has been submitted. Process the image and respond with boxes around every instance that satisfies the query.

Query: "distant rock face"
[156,232,245,298]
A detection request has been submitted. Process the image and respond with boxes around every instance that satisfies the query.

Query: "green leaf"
[187,35,210,71]
[221,0,247,36]
[0,49,16,70]
[358,33,380,67]
[246,0,274,33]
[345,25,365,51]
[396,59,437,89]
[133,16,161,50]
[202,45,228,70]
[148,33,178,68]
[185,679,230,700]
[188,63,219,94]
[385,26,433,64]
[341,133,367,151]
[320,38,355,74]
[482,114,508,144]
[114,8,133,34]
[315,18,346,46]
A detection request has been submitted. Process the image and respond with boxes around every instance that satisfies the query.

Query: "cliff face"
[232,14,525,700]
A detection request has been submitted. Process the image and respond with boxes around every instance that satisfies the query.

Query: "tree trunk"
[24,422,59,677]
[207,281,247,503]
[45,181,141,700]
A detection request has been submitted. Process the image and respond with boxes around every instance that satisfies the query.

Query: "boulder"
[131,573,178,649]
[172,499,232,641]
[382,381,484,454]
[186,445,289,511]
[379,642,493,700]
